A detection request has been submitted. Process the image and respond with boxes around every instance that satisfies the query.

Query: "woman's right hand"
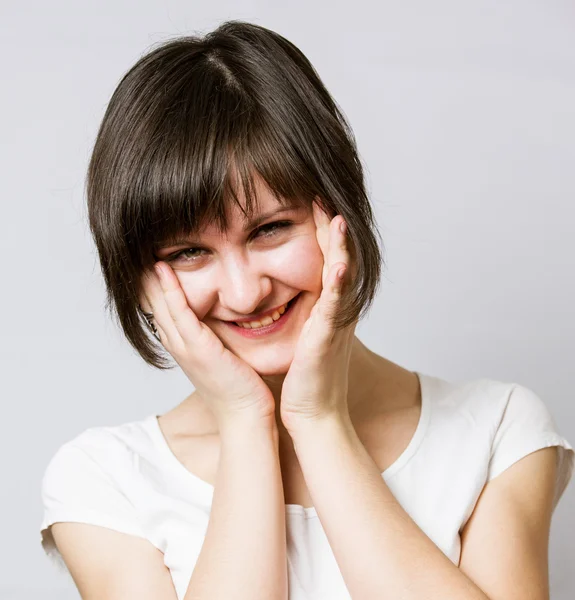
[139,261,276,429]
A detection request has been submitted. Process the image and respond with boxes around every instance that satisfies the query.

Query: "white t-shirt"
[40,372,574,599]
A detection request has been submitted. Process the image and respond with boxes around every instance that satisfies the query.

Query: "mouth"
[223,293,302,338]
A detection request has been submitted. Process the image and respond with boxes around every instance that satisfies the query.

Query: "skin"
[153,173,419,461]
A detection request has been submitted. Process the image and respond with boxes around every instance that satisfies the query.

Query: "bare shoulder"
[158,391,218,438]
[352,355,422,471]
[156,393,220,486]
[354,355,421,424]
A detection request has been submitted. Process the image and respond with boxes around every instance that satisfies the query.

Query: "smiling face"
[154,175,325,378]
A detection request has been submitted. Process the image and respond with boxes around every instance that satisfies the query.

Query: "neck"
[261,336,378,451]
[182,336,382,454]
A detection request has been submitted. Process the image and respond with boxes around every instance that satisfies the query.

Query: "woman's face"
[154,184,325,377]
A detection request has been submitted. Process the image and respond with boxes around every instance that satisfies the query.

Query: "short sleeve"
[487,384,574,511]
[40,439,147,581]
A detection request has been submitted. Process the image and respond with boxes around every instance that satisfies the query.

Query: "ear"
[138,269,157,314]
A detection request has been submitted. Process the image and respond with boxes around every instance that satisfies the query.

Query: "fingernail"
[155,263,164,278]
[340,220,347,235]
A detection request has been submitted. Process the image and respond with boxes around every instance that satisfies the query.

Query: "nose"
[216,254,273,318]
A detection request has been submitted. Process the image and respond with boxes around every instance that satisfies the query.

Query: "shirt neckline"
[144,370,432,519]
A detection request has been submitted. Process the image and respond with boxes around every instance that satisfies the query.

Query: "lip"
[223,293,301,338]
[232,298,292,324]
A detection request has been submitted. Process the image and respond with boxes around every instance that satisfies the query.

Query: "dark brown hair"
[86,20,384,369]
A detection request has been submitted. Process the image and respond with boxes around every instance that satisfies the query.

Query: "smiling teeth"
[235,302,289,329]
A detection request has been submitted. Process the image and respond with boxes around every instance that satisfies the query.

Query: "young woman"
[40,20,573,600]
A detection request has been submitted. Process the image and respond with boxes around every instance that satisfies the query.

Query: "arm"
[48,417,288,600]
[185,416,288,600]
[288,414,491,600]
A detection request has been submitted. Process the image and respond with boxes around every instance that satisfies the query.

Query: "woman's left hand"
[280,200,358,433]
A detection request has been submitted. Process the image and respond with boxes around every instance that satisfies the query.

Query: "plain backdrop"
[1,1,573,598]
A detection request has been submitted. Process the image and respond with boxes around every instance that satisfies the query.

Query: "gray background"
[1,0,573,598]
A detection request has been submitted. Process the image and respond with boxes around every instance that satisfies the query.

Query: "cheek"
[168,235,325,318]
[268,236,324,290]
[167,271,214,321]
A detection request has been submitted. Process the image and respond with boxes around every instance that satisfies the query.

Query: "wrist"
[285,410,354,442]
[218,413,279,444]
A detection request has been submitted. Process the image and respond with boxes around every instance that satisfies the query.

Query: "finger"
[330,215,351,287]
[313,201,334,289]
[311,261,347,346]
[154,262,206,349]
[139,268,174,346]
[312,200,330,259]
[138,299,163,343]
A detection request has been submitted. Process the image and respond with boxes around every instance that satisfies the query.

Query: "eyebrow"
[159,205,301,249]
[242,205,301,230]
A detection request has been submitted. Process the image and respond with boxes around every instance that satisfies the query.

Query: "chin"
[245,347,295,377]
[216,330,298,376]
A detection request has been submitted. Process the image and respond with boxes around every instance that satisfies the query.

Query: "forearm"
[185,417,288,600]
[289,415,489,600]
